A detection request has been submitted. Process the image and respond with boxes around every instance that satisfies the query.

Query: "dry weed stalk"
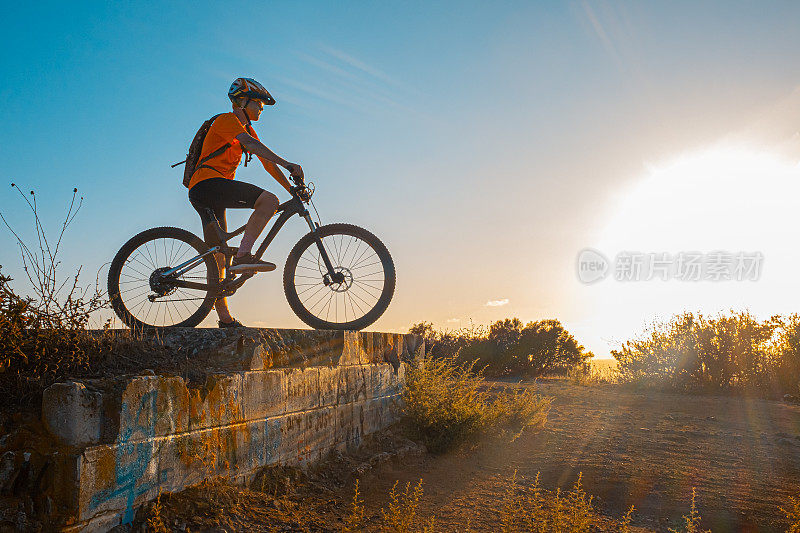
[146,489,168,533]
[0,184,106,327]
[618,505,636,533]
[781,494,800,533]
[381,479,425,533]
[342,478,365,532]
[669,488,710,533]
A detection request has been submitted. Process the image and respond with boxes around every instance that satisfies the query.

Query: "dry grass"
[342,478,366,532]
[669,488,710,533]
[146,490,168,533]
[338,471,713,532]
[380,479,435,533]
[497,471,595,532]
[781,494,800,533]
[568,359,620,386]
[141,458,797,532]
[402,356,551,453]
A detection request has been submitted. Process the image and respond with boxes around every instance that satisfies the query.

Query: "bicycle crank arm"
[218,272,253,297]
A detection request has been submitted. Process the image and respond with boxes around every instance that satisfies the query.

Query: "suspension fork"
[303,212,339,281]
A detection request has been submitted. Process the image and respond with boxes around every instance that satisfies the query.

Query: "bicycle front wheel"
[108,226,219,330]
[283,223,395,330]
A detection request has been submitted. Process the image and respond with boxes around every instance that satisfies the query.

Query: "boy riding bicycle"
[187,77,303,328]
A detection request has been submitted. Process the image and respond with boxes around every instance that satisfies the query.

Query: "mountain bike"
[107,177,395,330]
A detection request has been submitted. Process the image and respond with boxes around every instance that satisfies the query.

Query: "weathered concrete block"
[369,364,391,399]
[36,329,412,531]
[115,376,191,445]
[273,412,307,465]
[341,331,364,365]
[308,408,336,451]
[388,363,405,397]
[403,334,425,359]
[334,403,362,452]
[188,374,245,431]
[286,367,320,413]
[241,370,286,421]
[379,394,403,426]
[42,381,105,447]
[362,397,385,435]
[318,366,338,407]
[337,365,368,405]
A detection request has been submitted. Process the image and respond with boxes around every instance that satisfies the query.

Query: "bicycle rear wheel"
[108,227,219,330]
[283,223,395,330]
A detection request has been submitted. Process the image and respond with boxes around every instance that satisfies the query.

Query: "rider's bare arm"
[259,158,292,194]
[235,132,303,181]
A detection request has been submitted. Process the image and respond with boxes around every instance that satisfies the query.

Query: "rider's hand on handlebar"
[285,163,304,180]
[290,185,311,202]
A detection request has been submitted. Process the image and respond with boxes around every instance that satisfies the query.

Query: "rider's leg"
[236,191,280,257]
[204,206,234,323]
[213,253,233,323]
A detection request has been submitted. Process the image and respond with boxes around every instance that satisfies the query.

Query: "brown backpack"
[172,114,231,188]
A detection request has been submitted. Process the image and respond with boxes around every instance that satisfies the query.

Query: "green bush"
[402,355,551,453]
[613,310,800,396]
[410,318,593,378]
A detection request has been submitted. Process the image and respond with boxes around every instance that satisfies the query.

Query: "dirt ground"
[146,380,800,532]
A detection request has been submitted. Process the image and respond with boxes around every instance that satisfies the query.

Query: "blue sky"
[3,1,800,355]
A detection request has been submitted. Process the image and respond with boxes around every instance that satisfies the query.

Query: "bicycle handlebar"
[290,180,313,203]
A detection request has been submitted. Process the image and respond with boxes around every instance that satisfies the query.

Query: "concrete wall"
[33,329,423,532]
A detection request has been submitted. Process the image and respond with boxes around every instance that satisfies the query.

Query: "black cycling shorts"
[188,178,265,243]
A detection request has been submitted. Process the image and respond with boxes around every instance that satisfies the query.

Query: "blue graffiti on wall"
[88,388,171,524]
[246,415,282,470]
[265,417,282,463]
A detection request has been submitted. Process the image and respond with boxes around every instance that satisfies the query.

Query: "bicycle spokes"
[293,233,386,324]
[117,237,212,327]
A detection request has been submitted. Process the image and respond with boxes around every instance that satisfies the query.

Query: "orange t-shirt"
[187,113,261,189]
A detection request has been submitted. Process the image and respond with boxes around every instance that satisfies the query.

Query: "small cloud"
[446,318,460,323]
[485,299,509,307]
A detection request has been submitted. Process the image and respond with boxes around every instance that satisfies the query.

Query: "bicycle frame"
[164,194,338,297]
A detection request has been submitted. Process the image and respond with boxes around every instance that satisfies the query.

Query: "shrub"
[509,319,593,376]
[402,355,551,453]
[409,318,592,378]
[773,314,800,395]
[612,310,800,395]
[0,186,171,411]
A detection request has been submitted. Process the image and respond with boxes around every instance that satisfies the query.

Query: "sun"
[598,144,800,253]
[576,144,800,358]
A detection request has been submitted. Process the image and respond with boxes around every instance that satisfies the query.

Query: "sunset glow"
[575,146,800,357]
